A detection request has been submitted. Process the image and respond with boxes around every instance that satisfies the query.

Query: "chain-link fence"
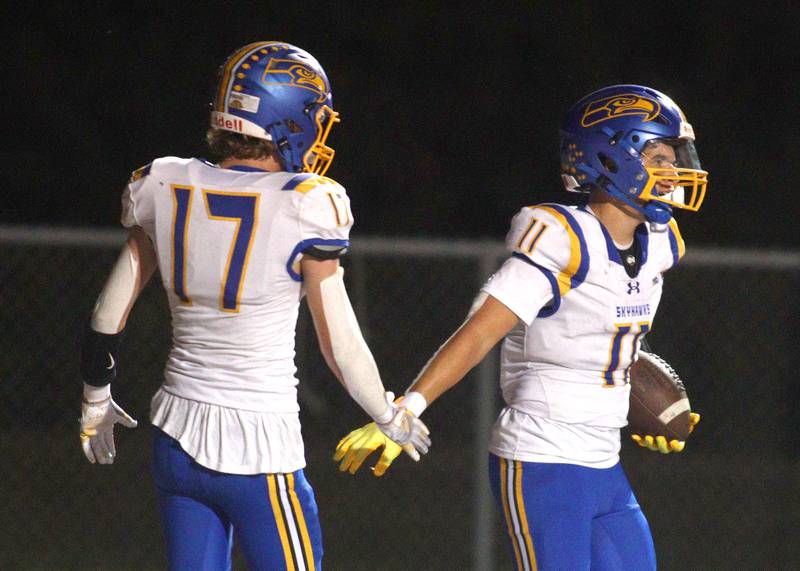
[1,226,799,570]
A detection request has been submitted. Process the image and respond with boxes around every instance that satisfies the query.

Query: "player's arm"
[405,206,563,406]
[334,294,518,475]
[301,256,430,461]
[405,294,518,407]
[301,257,350,384]
[90,227,157,334]
[632,338,700,454]
[79,227,157,464]
[336,206,565,476]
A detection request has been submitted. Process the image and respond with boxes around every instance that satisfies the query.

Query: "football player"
[78,41,430,571]
[334,85,704,570]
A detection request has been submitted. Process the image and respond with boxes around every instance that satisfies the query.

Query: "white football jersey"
[483,203,685,467]
[121,157,353,473]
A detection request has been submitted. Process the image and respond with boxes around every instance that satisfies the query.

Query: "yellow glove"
[631,413,700,454]
[333,422,403,477]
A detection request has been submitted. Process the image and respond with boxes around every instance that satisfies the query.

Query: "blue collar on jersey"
[580,205,650,266]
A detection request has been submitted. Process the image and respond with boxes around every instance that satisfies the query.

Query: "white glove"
[80,387,138,464]
[375,393,431,462]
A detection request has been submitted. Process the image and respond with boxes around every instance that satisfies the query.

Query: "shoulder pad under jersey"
[646,217,686,272]
[284,175,353,281]
[295,175,352,232]
[506,203,590,297]
[664,217,685,271]
[282,173,344,193]
[121,161,157,228]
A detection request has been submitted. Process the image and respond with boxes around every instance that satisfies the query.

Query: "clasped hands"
[334,393,429,476]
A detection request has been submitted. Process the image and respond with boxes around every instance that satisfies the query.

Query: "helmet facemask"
[302,104,340,175]
[559,85,710,224]
[638,138,708,214]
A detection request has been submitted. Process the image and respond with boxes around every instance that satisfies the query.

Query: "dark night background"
[3,4,800,569]
[5,2,799,247]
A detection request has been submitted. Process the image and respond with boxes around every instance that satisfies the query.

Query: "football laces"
[649,353,685,391]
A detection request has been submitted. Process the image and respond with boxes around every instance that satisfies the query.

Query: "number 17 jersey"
[121,157,353,415]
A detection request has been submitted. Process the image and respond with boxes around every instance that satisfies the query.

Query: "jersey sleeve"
[481,257,555,325]
[297,176,353,256]
[120,162,155,231]
[506,205,575,272]
[482,205,578,324]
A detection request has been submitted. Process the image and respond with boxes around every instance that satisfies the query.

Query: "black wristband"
[303,244,348,260]
[80,325,125,386]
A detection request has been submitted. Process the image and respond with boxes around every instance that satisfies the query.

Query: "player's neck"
[218,156,283,172]
[587,195,644,247]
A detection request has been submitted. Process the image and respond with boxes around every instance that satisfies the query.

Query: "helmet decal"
[214,41,275,111]
[262,59,328,101]
[581,94,661,127]
[228,91,260,113]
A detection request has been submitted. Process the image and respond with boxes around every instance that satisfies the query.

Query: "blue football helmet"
[560,84,708,224]
[211,41,339,175]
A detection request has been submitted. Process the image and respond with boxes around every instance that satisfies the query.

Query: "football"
[627,351,692,440]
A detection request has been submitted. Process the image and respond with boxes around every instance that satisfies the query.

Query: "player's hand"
[688,412,700,433]
[376,401,431,461]
[333,422,404,476]
[631,412,700,454]
[80,396,138,464]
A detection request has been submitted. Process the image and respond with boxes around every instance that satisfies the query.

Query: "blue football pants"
[151,427,323,571]
[489,454,656,571]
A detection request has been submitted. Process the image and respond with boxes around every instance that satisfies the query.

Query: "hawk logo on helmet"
[580,94,662,127]
[262,59,327,101]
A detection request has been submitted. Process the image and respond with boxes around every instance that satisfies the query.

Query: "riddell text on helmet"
[213,114,244,132]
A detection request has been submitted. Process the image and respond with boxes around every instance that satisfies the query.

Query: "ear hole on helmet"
[285,119,304,133]
[598,152,618,174]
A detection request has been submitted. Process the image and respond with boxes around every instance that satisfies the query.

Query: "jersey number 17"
[171,185,259,312]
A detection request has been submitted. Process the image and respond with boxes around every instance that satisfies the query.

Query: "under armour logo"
[627,281,641,294]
